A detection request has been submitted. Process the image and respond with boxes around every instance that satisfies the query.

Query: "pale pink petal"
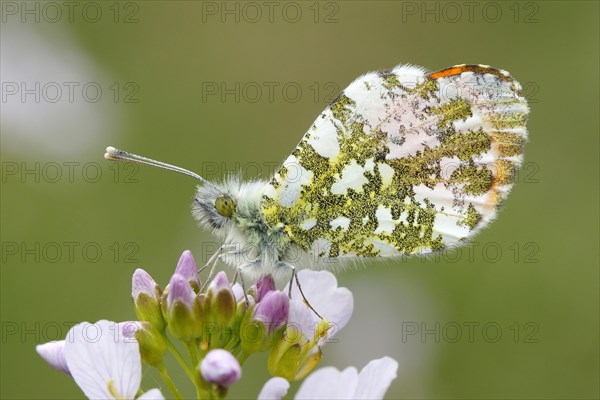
[120,321,143,339]
[131,269,160,301]
[64,320,141,399]
[354,357,398,399]
[174,250,200,287]
[286,270,353,343]
[255,275,276,302]
[208,271,230,292]
[252,291,289,333]
[295,366,358,399]
[258,377,290,400]
[36,340,70,375]
[167,274,195,308]
[287,299,314,341]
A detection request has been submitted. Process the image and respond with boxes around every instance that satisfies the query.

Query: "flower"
[38,251,362,400]
[258,377,289,400]
[268,270,353,381]
[286,270,353,345]
[259,357,398,400]
[132,268,165,330]
[199,349,241,388]
[37,320,164,399]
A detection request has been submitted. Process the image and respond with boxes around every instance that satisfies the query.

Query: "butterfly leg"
[279,262,323,320]
[236,258,261,308]
[199,244,237,291]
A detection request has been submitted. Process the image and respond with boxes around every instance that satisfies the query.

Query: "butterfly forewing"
[261,64,528,258]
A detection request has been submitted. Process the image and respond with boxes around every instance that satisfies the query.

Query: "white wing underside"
[261,64,529,258]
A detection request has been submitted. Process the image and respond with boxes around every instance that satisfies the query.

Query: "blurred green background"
[1,1,598,399]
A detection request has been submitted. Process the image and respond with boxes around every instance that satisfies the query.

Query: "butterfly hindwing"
[261,64,528,258]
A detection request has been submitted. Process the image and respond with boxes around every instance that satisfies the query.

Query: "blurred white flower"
[259,356,398,400]
[258,377,289,400]
[1,23,123,159]
[37,320,164,400]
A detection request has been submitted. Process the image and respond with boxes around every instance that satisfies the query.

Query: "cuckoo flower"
[259,357,398,400]
[37,320,164,399]
[268,270,353,381]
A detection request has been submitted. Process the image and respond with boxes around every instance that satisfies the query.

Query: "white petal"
[64,320,141,399]
[36,340,70,375]
[137,388,165,399]
[287,270,354,343]
[287,299,315,341]
[354,357,398,400]
[295,366,358,399]
[258,377,290,400]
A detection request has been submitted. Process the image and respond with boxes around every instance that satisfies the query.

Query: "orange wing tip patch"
[429,64,514,82]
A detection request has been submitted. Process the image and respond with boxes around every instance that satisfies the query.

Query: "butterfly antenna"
[104,146,209,185]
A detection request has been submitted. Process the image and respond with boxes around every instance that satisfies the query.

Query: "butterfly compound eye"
[215,195,236,218]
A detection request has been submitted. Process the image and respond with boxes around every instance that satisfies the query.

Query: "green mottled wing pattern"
[261,64,529,258]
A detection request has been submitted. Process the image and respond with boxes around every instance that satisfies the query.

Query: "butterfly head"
[192,182,238,233]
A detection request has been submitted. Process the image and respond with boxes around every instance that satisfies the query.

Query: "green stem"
[185,341,209,400]
[158,364,183,400]
[185,341,200,366]
[237,351,250,365]
[166,337,195,382]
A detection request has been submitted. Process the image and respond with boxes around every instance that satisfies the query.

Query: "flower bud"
[241,291,289,353]
[36,340,70,375]
[253,291,289,332]
[200,349,241,389]
[175,250,201,293]
[121,321,166,368]
[162,274,198,341]
[132,268,165,331]
[255,275,276,302]
[205,272,236,326]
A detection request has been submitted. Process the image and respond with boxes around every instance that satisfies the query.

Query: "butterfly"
[106,63,529,285]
